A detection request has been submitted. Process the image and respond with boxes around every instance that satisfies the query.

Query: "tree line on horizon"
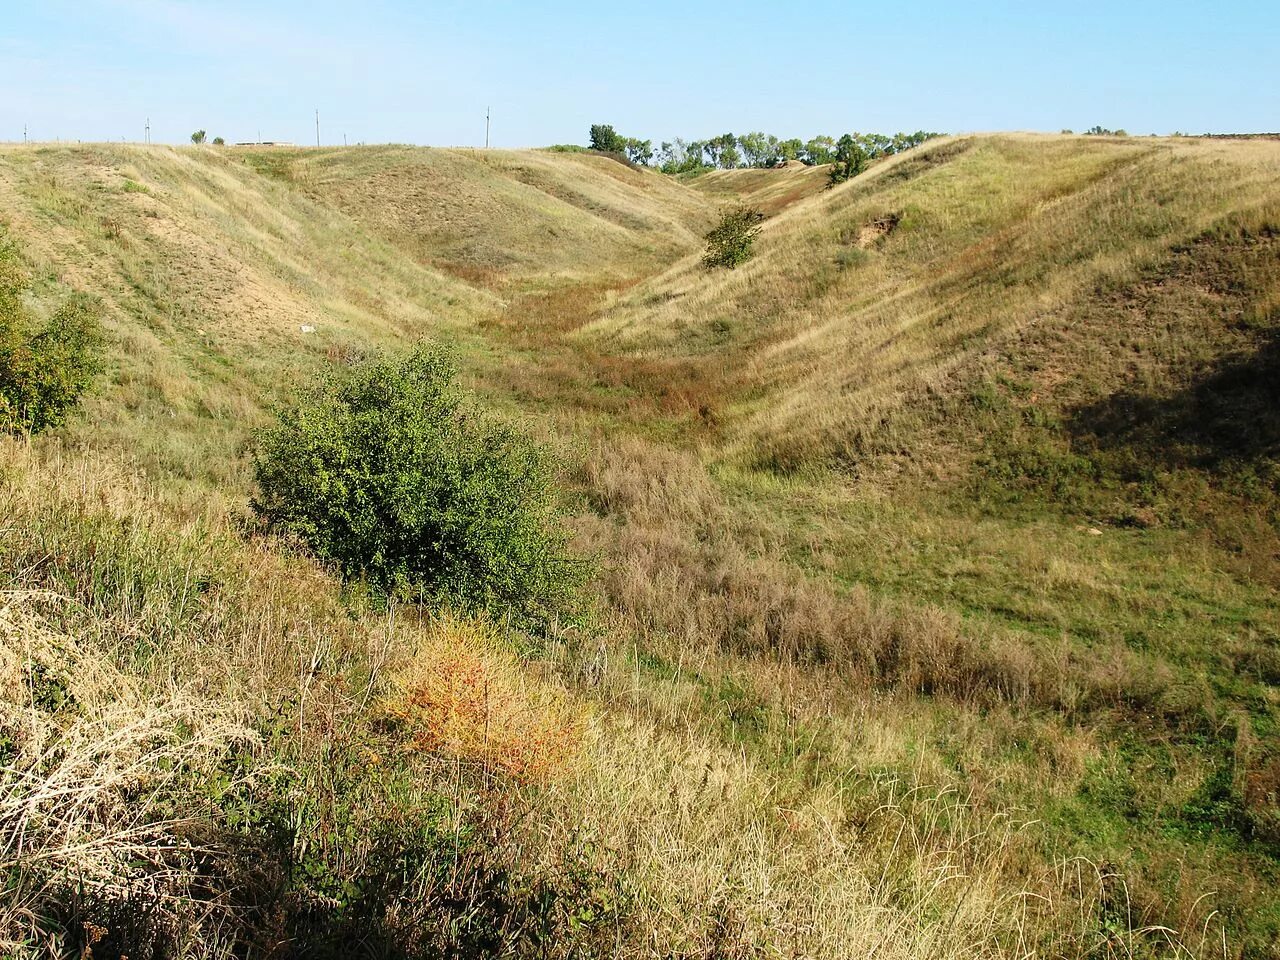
[583,124,943,173]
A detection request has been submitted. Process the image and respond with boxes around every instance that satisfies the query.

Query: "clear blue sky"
[3,0,1277,146]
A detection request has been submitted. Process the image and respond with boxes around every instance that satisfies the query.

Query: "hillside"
[593,135,1280,467]
[283,145,709,284]
[683,159,831,214]
[0,143,714,484]
[1,137,1278,958]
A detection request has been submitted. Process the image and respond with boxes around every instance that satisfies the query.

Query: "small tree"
[588,123,626,154]
[190,129,207,144]
[0,233,103,433]
[212,136,225,146]
[827,134,869,187]
[251,344,582,628]
[777,138,804,164]
[702,206,765,269]
[803,135,836,165]
[624,137,653,166]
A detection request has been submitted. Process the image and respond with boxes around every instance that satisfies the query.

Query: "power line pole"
[485,106,490,149]
[315,109,320,147]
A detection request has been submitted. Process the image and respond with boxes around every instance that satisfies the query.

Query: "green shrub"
[835,247,872,270]
[250,344,583,627]
[702,206,765,270]
[0,232,104,433]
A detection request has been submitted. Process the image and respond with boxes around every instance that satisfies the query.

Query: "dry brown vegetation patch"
[575,439,1179,713]
[384,619,584,782]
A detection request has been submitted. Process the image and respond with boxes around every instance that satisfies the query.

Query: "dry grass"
[563,717,1035,958]
[685,161,831,216]
[564,417,1276,954]
[384,617,584,782]
[589,135,1280,470]
[0,426,1229,958]
[273,145,709,286]
[0,591,256,956]
[543,660,1220,959]
[1,135,1277,955]
[575,436,1173,711]
[0,143,497,484]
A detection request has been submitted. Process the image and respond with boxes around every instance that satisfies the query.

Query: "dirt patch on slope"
[854,213,902,248]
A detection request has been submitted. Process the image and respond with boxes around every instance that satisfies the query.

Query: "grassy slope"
[1,137,1278,957]
[283,145,710,285]
[0,144,492,489]
[683,160,832,215]
[593,136,1280,462]
[585,135,1280,950]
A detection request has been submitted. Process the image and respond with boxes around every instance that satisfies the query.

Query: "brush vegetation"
[251,343,581,626]
[701,205,765,269]
[0,132,1277,958]
[0,230,102,433]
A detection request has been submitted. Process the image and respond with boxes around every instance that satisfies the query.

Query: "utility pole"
[315,109,320,147]
[485,106,490,149]
[145,118,150,145]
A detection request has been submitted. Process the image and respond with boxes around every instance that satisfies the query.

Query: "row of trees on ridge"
[587,124,941,173]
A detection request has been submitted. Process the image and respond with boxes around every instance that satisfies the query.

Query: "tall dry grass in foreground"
[557,717,1228,959]
[568,433,1258,957]
[0,439,1227,957]
[0,591,255,955]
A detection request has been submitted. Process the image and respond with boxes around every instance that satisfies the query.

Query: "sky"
[2,0,1277,147]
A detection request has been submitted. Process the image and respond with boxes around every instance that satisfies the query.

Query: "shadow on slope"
[1070,330,1280,475]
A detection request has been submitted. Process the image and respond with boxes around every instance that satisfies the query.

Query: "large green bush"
[0,232,104,433]
[251,344,582,627]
